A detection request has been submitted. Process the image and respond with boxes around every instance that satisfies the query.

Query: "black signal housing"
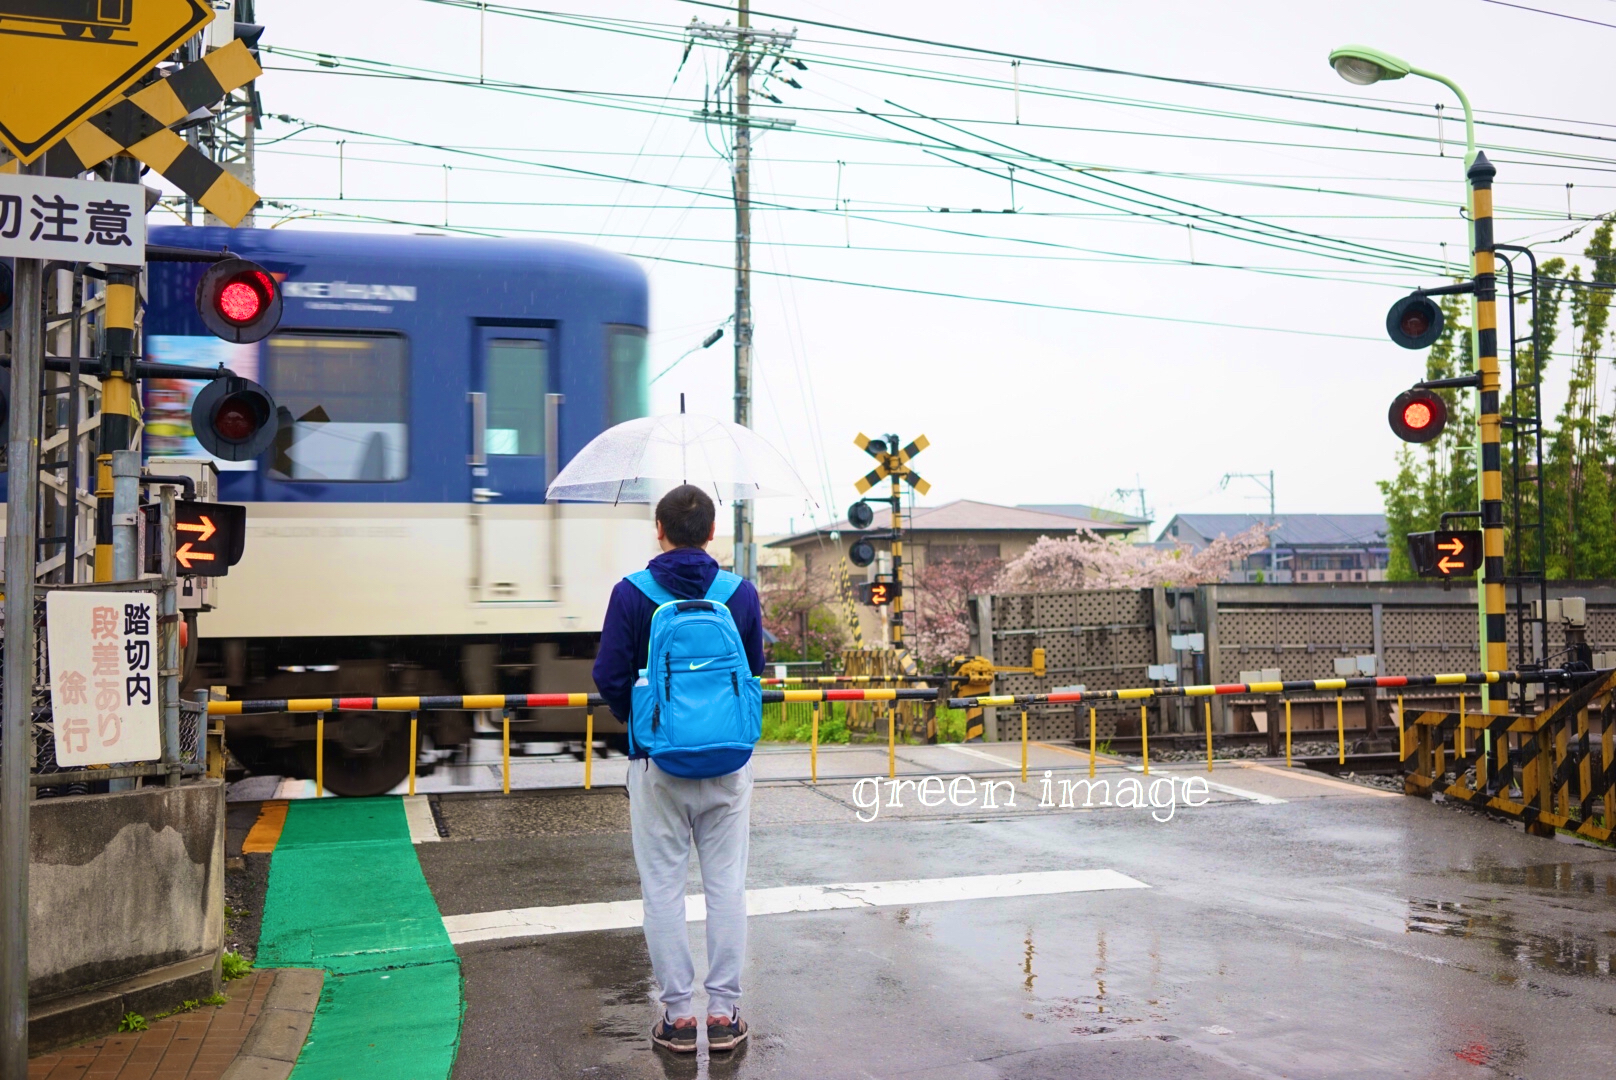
[192,376,280,461]
[1389,388,1448,444]
[196,257,282,344]
[848,538,877,568]
[1386,293,1444,350]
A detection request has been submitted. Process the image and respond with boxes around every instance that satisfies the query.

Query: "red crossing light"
[1389,388,1448,444]
[196,258,282,344]
[192,376,281,461]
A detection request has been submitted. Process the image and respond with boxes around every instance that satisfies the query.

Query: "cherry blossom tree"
[995,525,1274,593]
[910,550,1004,663]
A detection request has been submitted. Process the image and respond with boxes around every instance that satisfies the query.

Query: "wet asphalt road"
[406,746,1616,1080]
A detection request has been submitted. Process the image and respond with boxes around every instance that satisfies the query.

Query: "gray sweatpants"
[627,758,752,1020]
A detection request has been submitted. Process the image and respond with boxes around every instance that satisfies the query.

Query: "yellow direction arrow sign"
[0,0,214,164]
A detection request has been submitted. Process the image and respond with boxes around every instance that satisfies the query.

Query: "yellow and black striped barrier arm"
[946,670,1585,709]
[27,40,262,226]
[206,687,942,714]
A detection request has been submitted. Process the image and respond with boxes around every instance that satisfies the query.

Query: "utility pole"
[688,8,796,584]
[1,164,44,1080]
[733,0,755,584]
[1222,471,1279,582]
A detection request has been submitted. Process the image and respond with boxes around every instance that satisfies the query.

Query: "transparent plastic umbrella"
[545,411,815,504]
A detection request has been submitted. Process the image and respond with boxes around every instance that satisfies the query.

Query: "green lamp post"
[1330,47,1506,715]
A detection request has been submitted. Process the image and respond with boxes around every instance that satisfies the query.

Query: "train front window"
[263,332,409,482]
[486,338,548,455]
[607,326,648,425]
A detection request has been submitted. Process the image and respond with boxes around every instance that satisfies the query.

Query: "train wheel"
[306,713,412,797]
[91,25,113,40]
[61,23,86,37]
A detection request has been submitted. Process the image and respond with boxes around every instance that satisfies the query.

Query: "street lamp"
[1327,47,1474,163]
[1330,46,1504,713]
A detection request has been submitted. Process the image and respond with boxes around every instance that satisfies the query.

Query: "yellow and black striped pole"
[1470,152,1508,714]
[96,158,140,581]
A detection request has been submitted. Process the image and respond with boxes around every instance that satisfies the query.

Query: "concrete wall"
[29,780,224,1003]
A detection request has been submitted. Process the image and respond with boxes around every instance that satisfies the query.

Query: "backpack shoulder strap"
[704,569,744,605]
[627,569,677,607]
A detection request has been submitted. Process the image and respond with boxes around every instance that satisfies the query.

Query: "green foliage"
[221,950,252,982]
[118,1012,147,1032]
[201,993,229,1007]
[934,707,966,743]
[153,1000,200,1020]
[760,702,973,744]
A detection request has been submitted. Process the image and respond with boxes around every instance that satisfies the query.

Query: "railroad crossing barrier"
[1398,668,1616,841]
[205,671,1613,822]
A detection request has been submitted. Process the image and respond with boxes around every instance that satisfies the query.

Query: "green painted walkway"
[257,798,462,1079]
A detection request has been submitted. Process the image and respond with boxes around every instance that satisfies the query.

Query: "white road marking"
[403,794,440,843]
[1124,765,1287,805]
[442,869,1149,945]
[940,744,1017,767]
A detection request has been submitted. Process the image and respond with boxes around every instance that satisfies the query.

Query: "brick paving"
[28,971,278,1080]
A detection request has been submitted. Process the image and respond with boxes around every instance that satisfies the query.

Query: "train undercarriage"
[188,633,614,796]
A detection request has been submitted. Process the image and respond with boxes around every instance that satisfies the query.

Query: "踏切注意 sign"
[47,589,161,766]
[0,172,144,263]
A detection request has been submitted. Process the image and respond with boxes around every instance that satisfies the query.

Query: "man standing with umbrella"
[592,483,766,1054]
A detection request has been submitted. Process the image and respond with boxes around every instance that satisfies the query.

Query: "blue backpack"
[627,568,762,778]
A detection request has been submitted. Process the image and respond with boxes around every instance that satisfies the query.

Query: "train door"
[470,325,558,602]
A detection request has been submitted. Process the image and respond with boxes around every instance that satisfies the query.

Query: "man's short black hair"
[656,484,716,548]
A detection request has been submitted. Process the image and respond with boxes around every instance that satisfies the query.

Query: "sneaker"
[707,1010,748,1052]
[652,1014,698,1053]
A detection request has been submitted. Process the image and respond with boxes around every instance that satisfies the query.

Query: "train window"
[486,338,548,455]
[607,326,648,425]
[263,332,409,482]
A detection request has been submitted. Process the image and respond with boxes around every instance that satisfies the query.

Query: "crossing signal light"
[1407,530,1482,578]
[854,580,900,606]
[848,538,877,567]
[192,376,280,461]
[196,258,282,344]
[847,501,874,529]
[1386,293,1444,350]
[1389,388,1447,444]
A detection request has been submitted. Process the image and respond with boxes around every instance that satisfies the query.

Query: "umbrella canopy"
[546,412,815,504]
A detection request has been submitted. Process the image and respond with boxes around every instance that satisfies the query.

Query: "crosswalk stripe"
[442,869,1149,945]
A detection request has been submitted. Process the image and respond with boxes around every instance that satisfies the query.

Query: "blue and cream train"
[144,226,655,794]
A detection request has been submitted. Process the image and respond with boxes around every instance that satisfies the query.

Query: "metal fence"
[968,582,1616,742]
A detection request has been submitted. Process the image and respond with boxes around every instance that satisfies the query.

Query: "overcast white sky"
[216,0,1616,536]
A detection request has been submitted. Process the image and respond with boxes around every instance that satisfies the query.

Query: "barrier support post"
[408,711,418,797]
[1458,694,1467,762]
[1020,710,1028,783]
[1140,704,1149,776]
[315,713,325,798]
[1205,700,1213,772]
[811,701,820,784]
[1395,696,1404,762]
[1336,696,1345,764]
[1088,707,1096,779]
[584,710,594,790]
[502,710,511,795]
[888,707,896,780]
[1284,699,1293,767]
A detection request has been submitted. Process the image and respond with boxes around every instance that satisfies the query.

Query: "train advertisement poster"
[144,335,259,470]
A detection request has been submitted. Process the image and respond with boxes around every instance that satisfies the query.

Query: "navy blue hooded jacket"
[592,546,766,729]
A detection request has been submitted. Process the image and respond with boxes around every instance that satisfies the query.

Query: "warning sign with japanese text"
[0,172,145,262]
[0,0,214,164]
[47,589,161,766]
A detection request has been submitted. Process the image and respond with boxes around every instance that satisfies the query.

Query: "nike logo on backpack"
[689,659,716,670]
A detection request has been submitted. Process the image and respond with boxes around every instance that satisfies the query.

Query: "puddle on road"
[1463,860,1616,895]
[1406,897,1614,976]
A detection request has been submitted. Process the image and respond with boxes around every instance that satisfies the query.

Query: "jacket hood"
[648,547,721,599]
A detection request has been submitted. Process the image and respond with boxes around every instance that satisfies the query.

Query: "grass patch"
[761,702,974,744]
[221,950,252,982]
[152,1000,200,1020]
[118,1013,147,1032]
